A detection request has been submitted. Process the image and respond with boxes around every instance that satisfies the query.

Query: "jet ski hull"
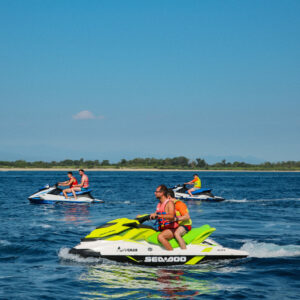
[176,194,225,202]
[69,239,248,266]
[28,197,99,204]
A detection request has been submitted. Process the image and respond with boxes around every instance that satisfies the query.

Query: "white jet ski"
[69,215,248,266]
[173,184,225,202]
[28,184,104,204]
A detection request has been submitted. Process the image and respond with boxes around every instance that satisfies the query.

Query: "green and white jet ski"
[70,215,248,266]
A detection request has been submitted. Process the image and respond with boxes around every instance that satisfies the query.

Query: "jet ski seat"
[187,188,212,195]
[146,224,216,248]
[60,189,92,197]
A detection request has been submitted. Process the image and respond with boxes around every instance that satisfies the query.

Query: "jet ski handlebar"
[135,214,151,223]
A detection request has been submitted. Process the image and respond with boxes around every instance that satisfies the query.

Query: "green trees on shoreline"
[0,157,300,170]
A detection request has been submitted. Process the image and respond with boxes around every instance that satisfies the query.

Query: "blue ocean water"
[0,171,299,299]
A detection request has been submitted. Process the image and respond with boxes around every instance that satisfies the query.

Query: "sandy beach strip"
[0,168,299,172]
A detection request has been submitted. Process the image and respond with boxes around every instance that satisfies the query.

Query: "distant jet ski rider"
[185,174,201,197]
[70,169,89,200]
[58,172,78,199]
[150,185,178,251]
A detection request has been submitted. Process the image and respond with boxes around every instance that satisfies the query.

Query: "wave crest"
[58,247,102,263]
[241,241,300,258]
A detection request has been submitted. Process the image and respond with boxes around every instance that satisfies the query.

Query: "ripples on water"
[0,171,299,299]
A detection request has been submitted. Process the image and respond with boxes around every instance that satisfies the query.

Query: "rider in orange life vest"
[185,174,201,197]
[58,172,78,199]
[70,169,89,200]
[150,185,178,251]
[167,189,192,250]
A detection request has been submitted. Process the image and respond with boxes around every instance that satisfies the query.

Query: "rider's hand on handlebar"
[150,213,157,220]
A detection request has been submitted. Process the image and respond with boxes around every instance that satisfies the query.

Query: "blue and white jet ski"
[28,184,104,204]
[172,184,225,202]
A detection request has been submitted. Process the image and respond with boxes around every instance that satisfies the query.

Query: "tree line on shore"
[0,157,300,170]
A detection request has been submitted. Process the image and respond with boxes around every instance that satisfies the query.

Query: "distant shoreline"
[0,168,299,172]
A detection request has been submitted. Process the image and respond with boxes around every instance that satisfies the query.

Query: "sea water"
[0,171,299,299]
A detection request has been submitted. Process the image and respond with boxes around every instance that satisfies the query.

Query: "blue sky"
[0,0,299,163]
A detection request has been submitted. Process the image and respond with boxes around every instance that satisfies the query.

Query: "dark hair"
[79,169,85,172]
[157,184,168,197]
[167,188,175,198]
[193,174,198,177]
[68,172,73,175]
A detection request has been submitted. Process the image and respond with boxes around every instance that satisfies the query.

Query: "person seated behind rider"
[185,174,201,197]
[150,185,178,251]
[70,169,89,200]
[167,189,192,250]
[58,172,78,199]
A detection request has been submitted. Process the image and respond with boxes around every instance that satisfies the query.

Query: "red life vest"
[69,177,78,188]
[156,199,178,231]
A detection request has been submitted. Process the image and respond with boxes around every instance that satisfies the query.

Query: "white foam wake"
[241,241,300,258]
[226,199,248,203]
[58,247,101,263]
[0,239,11,246]
[226,198,300,203]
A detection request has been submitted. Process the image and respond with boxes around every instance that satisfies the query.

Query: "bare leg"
[71,187,81,200]
[174,226,187,249]
[63,188,72,199]
[188,188,194,197]
[158,229,174,251]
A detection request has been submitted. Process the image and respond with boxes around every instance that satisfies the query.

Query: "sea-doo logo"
[117,247,138,253]
[144,256,187,263]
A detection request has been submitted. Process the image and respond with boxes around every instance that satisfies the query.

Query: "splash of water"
[58,247,102,263]
[241,241,300,258]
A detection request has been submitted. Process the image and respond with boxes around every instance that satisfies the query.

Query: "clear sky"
[0,0,299,163]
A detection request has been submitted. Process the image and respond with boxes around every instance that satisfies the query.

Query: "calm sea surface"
[0,171,299,299]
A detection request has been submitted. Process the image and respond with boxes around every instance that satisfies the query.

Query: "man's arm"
[73,178,84,188]
[177,212,190,222]
[185,179,196,185]
[160,201,175,220]
[175,204,190,222]
[58,180,70,186]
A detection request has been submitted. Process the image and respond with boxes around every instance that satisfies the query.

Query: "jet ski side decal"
[185,256,205,265]
[144,256,187,263]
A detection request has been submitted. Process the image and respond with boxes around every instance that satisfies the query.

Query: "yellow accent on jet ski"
[185,256,205,265]
[201,247,213,252]
[121,228,156,240]
[105,228,156,242]
[85,218,140,239]
[127,256,139,263]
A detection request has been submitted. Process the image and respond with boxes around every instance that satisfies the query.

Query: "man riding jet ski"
[28,184,103,204]
[172,174,225,202]
[29,170,103,204]
[69,214,248,266]
[28,183,103,204]
[172,184,225,202]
